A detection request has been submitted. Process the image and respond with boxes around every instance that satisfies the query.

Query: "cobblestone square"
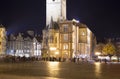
[0,61,120,79]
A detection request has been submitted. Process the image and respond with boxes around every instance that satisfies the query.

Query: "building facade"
[42,19,96,60]
[42,0,96,60]
[0,24,6,56]
[7,32,42,58]
[33,36,42,58]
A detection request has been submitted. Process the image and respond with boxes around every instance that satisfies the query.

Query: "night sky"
[0,0,120,41]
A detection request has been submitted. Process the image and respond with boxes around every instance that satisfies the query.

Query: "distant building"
[33,36,42,58]
[0,24,6,56]
[7,32,42,58]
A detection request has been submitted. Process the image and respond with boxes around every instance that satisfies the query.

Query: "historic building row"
[7,31,42,58]
[0,25,42,58]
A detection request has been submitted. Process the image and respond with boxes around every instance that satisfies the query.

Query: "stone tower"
[46,0,66,26]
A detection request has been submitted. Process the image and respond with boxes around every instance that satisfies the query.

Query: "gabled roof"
[35,36,42,43]
[44,17,59,30]
[0,24,5,28]
[7,31,34,41]
[73,22,87,28]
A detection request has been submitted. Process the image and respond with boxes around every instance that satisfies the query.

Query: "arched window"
[64,34,68,41]
[49,36,53,43]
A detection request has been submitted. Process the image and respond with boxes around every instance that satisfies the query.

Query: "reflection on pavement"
[47,62,60,77]
[0,74,64,79]
[94,62,101,77]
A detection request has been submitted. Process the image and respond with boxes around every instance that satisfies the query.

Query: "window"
[63,44,68,50]
[63,25,68,32]
[64,34,68,41]
[79,29,86,36]
[79,29,87,43]
[49,36,53,43]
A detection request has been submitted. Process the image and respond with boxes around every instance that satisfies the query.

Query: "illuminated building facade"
[42,19,96,59]
[0,24,6,55]
[42,0,96,60]
[59,20,96,59]
[7,32,42,58]
[33,36,42,58]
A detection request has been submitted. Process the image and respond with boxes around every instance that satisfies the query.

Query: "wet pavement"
[0,61,120,79]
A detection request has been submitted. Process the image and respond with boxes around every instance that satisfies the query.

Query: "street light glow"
[55,52,59,55]
[50,47,56,50]
[94,62,101,77]
[95,52,101,56]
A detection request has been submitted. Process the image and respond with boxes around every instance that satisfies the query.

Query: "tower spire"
[49,16,54,29]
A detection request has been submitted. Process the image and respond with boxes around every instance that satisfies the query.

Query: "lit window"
[64,44,68,49]
[49,36,53,43]
[27,50,29,52]
[64,34,68,41]
[11,50,14,53]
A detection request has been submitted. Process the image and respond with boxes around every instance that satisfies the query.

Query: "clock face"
[47,0,58,3]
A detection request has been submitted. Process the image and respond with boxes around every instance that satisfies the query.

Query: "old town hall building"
[42,0,96,60]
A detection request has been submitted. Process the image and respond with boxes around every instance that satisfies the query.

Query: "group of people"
[1,55,91,63]
[73,57,89,63]
[42,56,89,63]
[3,55,41,62]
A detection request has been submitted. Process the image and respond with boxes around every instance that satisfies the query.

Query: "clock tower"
[46,0,66,26]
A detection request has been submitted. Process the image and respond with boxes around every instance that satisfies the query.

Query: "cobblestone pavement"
[0,61,120,79]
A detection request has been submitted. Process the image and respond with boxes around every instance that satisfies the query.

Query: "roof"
[0,24,5,28]
[35,35,42,43]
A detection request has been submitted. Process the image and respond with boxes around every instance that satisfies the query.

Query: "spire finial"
[49,16,54,29]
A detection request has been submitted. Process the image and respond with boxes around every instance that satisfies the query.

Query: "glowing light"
[95,52,101,56]
[111,56,117,60]
[33,42,36,44]
[55,52,59,55]
[72,19,79,23]
[98,56,110,60]
[50,47,56,50]
[82,32,85,36]
[24,54,29,58]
